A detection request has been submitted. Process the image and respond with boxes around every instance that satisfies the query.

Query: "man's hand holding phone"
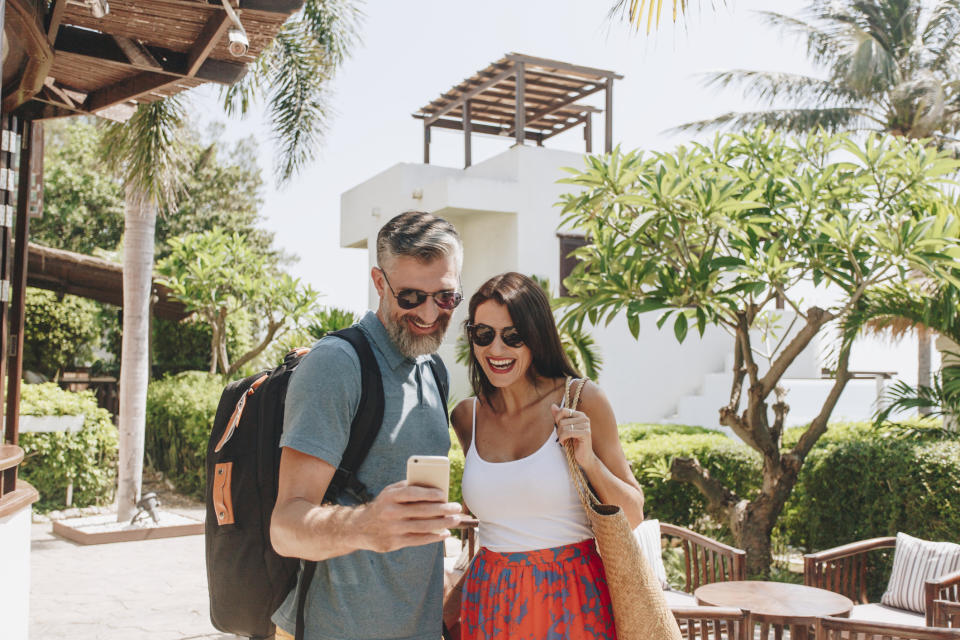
[357,455,474,553]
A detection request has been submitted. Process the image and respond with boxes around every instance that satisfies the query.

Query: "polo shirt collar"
[359,310,430,369]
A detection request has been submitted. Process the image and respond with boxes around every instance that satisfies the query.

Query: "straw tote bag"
[561,377,683,640]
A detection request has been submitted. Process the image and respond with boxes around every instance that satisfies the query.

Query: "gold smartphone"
[406,455,450,501]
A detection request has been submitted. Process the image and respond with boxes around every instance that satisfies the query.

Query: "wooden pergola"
[0,0,301,517]
[27,243,189,321]
[413,53,623,168]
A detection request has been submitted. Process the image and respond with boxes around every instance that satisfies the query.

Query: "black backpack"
[205,327,448,640]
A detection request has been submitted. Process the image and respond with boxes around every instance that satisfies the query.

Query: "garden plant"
[558,126,960,575]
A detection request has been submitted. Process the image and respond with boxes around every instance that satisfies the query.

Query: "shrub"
[145,371,224,497]
[781,422,960,552]
[18,383,118,512]
[622,429,761,530]
[24,288,101,379]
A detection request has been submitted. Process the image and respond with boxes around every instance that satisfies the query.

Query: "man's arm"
[270,446,463,562]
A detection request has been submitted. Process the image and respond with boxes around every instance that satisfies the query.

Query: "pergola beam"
[429,118,542,142]
[54,25,247,86]
[423,66,515,126]
[187,13,231,77]
[506,83,605,136]
[45,0,67,44]
[85,72,177,111]
[505,52,623,80]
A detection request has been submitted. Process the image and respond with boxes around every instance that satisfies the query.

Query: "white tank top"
[461,398,593,552]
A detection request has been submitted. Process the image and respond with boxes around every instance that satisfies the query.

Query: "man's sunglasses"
[379,268,463,310]
[467,323,525,348]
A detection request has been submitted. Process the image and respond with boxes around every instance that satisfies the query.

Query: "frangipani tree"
[157,230,319,377]
[558,127,960,575]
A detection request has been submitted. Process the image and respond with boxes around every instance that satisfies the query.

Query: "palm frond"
[872,365,960,431]
[609,0,696,34]
[300,0,362,67]
[266,23,333,183]
[669,106,871,135]
[755,11,847,69]
[701,70,861,107]
[843,281,960,345]
[99,96,188,209]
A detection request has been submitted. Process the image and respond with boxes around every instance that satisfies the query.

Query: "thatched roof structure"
[4,0,302,120]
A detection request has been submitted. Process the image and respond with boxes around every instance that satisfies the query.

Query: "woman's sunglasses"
[467,323,525,348]
[379,268,463,310]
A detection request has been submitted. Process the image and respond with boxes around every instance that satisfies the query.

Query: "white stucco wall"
[0,506,32,639]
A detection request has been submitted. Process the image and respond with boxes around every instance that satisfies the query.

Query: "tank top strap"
[471,397,478,443]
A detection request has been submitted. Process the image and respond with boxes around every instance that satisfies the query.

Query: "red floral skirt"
[460,538,617,640]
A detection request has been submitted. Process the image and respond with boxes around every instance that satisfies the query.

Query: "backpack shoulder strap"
[427,354,450,424]
[327,326,385,503]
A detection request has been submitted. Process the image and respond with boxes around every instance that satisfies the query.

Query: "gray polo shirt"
[272,311,450,640]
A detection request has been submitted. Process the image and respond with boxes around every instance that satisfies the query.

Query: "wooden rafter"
[54,25,246,86]
[45,0,68,44]
[85,72,177,112]
[187,13,231,77]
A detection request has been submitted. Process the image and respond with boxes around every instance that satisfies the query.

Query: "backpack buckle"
[343,479,373,504]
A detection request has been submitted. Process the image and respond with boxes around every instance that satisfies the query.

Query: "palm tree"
[678,0,960,143]
[101,98,188,521]
[677,0,960,392]
[104,0,359,520]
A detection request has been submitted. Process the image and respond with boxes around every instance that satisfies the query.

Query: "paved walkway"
[30,505,236,640]
[30,505,464,639]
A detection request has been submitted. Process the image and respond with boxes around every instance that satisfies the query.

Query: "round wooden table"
[695,581,854,640]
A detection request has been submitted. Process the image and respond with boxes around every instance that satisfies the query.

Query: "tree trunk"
[116,185,157,521]
[936,334,958,431]
[919,325,932,415]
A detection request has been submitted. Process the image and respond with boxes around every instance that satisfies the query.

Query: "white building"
[340,54,923,434]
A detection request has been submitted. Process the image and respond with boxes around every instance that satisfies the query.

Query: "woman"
[451,272,645,640]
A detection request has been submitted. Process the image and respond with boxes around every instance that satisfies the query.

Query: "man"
[270,210,465,640]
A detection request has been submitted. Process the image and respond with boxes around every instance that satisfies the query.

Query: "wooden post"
[514,61,526,147]
[2,118,33,495]
[423,122,431,164]
[584,112,593,154]
[0,114,12,495]
[464,99,472,168]
[604,78,613,153]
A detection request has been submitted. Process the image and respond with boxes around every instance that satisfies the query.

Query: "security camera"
[227,26,248,57]
[90,0,109,18]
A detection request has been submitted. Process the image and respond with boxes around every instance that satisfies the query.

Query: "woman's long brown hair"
[465,272,581,400]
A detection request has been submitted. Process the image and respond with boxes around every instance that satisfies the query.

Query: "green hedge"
[620,425,762,532]
[145,371,224,498]
[781,423,960,551]
[18,383,118,512]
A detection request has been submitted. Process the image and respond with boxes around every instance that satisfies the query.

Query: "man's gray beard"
[384,313,449,359]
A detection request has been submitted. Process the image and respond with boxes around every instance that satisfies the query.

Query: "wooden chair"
[817,615,960,640]
[934,600,960,629]
[662,523,747,594]
[672,606,750,640]
[804,537,960,626]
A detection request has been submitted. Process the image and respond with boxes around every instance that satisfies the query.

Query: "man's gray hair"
[376,210,462,269]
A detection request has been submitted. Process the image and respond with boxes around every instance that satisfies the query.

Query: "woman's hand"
[551,403,597,472]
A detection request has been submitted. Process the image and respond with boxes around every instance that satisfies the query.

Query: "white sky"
[192,0,816,313]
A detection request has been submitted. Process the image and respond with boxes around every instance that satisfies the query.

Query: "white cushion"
[848,603,925,626]
[663,588,698,608]
[633,518,669,589]
[881,532,960,614]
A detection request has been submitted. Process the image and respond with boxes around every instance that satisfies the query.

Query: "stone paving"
[30,505,238,640]
[29,504,463,640]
